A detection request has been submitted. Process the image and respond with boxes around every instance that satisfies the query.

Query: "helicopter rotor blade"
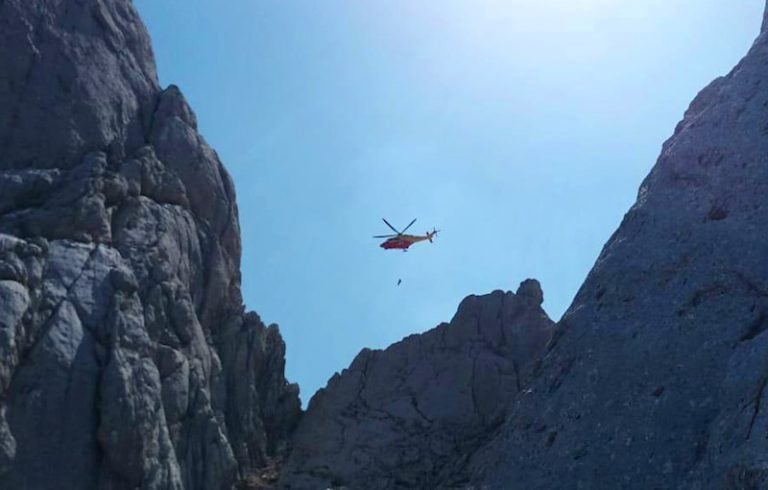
[373,234,397,238]
[401,218,417,234]
[382,218,400,234]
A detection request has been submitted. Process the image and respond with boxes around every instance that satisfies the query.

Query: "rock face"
[282,4,768,489]
[6,0,768,488]
[463,5,768,489]
[281,281,554,489]
[0,1,299,489]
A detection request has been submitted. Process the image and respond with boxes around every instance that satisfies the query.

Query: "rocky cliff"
[466,5,768,489]
[282,281,554,489]
[280,3,768,489]
[0,1,300,489]
[6,1,768,489]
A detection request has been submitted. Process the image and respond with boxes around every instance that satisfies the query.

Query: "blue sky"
[134,0,764,404]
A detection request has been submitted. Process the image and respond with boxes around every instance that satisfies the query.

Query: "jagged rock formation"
[281,4,768,489]
[7,0,768,488]
[281,281,554,489]
[462,5,768,489]
[0,1,300,489]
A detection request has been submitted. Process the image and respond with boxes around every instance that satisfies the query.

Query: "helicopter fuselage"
[379,234,430,250]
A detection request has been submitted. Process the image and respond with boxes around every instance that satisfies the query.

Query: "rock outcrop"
[463,5,768,489]
[7,0,768,489]
[0,1,299,489]
[282,4,768,489]
[281,281,554,489]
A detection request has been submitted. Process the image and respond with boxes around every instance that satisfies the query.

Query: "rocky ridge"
[281,281,554,489]
[463,8,768,489]
[0,1,299,489]
[280,2,768,488]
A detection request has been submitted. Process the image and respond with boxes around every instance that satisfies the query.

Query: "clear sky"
[134,0,764,405]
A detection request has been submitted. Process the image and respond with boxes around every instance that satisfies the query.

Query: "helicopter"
[374,218,439,251]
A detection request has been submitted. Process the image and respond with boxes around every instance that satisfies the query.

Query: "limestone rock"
[281,281,554,489]
[0,1,299,489]
[283,5,768,488]
[465,3,768,488]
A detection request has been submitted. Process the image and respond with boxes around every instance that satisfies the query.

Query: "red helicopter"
[374,218,439,251]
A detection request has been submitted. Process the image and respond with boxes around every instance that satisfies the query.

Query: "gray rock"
[0,0,158,170]
[0,1,299,489]
[281,281,554,489]
[282,5,768,489]
[463,3,768,489]
[0,280,29,390]
[8,0,768,488]
[217,314,301,475]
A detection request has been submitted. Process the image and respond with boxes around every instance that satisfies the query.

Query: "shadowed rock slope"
[0,1,299,489]
[281,280,554,489]
[464,4,768,489]
[282,4,768,489]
